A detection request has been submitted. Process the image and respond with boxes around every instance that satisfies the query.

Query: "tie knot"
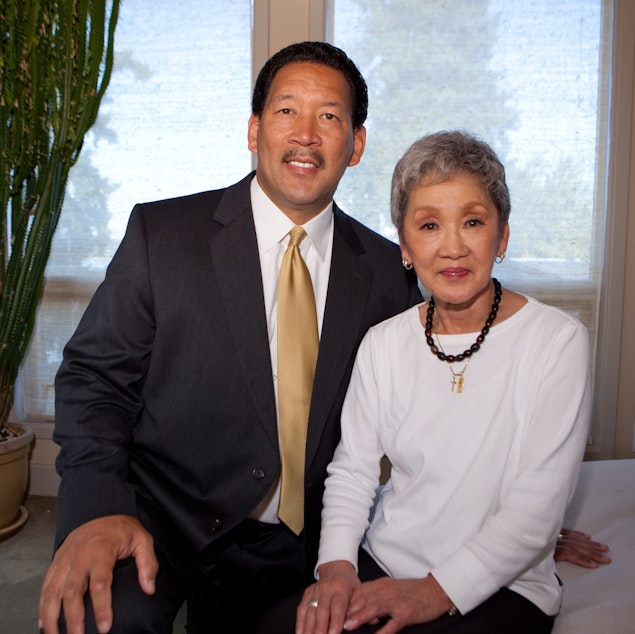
[288,226,307,248]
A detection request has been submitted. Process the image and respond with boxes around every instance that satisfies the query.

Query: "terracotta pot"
[0,424,34,534]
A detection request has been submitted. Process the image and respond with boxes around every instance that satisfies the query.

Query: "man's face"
[248,62,366,223]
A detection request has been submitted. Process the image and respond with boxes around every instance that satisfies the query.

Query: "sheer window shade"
[19,0,612,444]
[20,0,252,418]
[331,0,610,442]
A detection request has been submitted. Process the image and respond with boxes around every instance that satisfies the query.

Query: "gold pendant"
[450,373,465,393]
[437,334,471,394]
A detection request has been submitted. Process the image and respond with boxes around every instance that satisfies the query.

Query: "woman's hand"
[555,528,611,568]
[296,561,360,634]
[343,573,452,634]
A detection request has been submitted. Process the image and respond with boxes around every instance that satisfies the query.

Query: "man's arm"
[53,205,155,543]
[43,208,159,633]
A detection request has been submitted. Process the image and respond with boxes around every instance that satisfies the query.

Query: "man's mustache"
[282,150,325,169]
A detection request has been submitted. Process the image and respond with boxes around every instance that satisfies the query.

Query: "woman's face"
[400,171,509,311]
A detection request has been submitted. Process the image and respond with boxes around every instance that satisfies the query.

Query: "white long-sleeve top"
[317,295,591,616]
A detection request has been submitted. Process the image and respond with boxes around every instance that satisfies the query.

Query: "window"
[15,1,634,465]
[332,0,606,319]
[330,0,613,449]
[19,0,252,419]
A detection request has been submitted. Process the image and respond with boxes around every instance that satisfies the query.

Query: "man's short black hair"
[251,41,368,129]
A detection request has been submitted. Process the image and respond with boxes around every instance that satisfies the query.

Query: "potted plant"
[0,0,119,535]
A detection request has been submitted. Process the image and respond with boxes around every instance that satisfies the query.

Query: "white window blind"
[331,0,609,394]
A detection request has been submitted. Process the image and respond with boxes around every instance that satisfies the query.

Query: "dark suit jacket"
[53,172,421,577]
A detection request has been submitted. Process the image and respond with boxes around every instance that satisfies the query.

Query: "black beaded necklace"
[424,278,503,363]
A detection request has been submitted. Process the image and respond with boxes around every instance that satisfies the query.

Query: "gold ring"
[308,599,319,608]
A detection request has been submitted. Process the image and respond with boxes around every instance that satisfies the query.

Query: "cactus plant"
[0,0,120,436]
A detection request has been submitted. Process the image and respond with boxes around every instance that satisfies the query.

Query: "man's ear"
[247,114,260,153]
[347,125,366,167]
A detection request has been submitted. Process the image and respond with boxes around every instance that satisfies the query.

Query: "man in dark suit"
[38,42,421,634]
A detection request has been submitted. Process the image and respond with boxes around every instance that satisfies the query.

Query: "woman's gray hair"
[390,131,511,234]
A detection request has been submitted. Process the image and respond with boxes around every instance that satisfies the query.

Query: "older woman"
[282,131,591,634]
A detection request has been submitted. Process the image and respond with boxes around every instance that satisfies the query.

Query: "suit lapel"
[306,208,372,465]
[207,175,278,449]
[207,184,376,464]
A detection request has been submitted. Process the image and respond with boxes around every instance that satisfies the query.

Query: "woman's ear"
[498,222,510,257]
[400,239,413,269]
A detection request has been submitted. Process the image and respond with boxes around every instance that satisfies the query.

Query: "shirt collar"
[250,176,333,261]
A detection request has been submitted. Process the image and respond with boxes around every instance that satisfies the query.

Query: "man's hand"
[555,528,611,568]
[38,515,158,634]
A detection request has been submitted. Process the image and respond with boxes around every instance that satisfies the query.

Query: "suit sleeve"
[53,205,155,546]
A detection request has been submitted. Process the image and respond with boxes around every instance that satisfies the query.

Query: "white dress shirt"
[249,175,334,523]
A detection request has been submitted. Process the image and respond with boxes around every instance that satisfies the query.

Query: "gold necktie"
[277,226,319,535]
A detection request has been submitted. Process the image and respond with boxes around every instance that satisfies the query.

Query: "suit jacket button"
[210,518,222,533]
[252,467,265,480]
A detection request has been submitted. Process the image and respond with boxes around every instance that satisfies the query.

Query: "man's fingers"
[38,515,157,633]
[38,565,64,634]
[131,532,159,595]
[86,562,115,633]
[39,548,94,634]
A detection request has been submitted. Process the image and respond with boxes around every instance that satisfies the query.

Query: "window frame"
[13,0,635,487]
[590,0,634,459]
